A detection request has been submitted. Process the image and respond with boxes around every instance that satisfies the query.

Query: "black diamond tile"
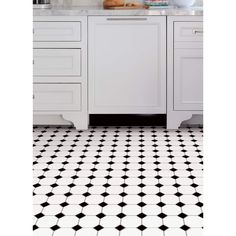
[178,213,187,219]
[33,183,41,188]
[196,202,203,207]
[137,225,147,231]
[51,225,60,231]
[199,213,203,218]
[175,192,183,197]
[118,202,127,207]
[155,183,163,188]
[68,183,76,188]
[159,225,168,231]
[116,225,125,231]
[173,183,181,188]
[158,213,167,219]
[181,225,190,231]
[157,202,166,207]
[120,192,128,197]
[99,202,108,207]
[76,213,85,219]
[35,213,44,219]
[41,202,49,207]
[50,182,58,188]
[94,225,104,231]
[176,202,185,207]
[64,192,72,197]
[117,213,126,219]
[60,202,69,207]
[156,192,164,197]
[137,213,147,219]
[96,213,105,219]
[80,202,88,207]
[46,192,54,197]
[55,213,65,219]
[73,225,82,231]
[138,192,146,197]
[138,202,146,207]
[83,192,91,197]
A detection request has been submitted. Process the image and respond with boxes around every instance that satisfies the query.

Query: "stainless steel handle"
[107,18,148,21]
[193,29,203,35]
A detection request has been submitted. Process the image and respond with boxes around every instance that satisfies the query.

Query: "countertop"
[33,5,203,16]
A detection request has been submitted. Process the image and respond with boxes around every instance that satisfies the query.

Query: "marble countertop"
[33,5,203,16]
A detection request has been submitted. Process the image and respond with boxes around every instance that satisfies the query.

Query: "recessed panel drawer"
[174,22,203,42]
[33,84,81,111]
[33,49,81,76]
[33,21,81,42]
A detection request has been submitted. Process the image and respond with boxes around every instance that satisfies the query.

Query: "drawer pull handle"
[193,30,203,35]
[107,18,147,21]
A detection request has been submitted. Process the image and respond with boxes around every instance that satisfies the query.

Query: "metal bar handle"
[193,29,203,35]
[107,18,148,21]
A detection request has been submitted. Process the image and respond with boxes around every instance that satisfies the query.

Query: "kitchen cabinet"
[88,16,166,114]
[167,16,203,129]
[32,14,203,130]
[33,16,88,130]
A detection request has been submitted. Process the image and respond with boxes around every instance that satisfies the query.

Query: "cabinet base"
[34,112,89,130]
[167,111,203,129]
[62,112,88,130]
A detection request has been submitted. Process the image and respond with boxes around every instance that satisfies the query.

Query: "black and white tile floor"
[33,126,203,236]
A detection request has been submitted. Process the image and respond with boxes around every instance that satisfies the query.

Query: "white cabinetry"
[174,48,203,111]
[88,16,166,114]
[33,16,88,130]
[167,16,203,129]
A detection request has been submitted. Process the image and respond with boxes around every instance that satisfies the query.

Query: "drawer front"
[33,49,81,76]
[33,84,81,111]
[174,22,203,42]
[33,22,81,42]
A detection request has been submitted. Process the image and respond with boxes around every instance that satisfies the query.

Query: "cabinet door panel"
[88,16,166,114]
[174,48,203,111]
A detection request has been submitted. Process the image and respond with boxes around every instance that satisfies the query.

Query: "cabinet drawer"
[33,84,81,111]
[33,22,81,42]
[33,49,81,76]
[174,22,203,42]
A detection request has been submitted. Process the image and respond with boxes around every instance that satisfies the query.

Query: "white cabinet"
[167,16,203,129]
[88,16,166,114]
[33,16,88,130]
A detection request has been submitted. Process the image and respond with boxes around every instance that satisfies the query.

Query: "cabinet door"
[174,48,203,111]
[88,16,166,114]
